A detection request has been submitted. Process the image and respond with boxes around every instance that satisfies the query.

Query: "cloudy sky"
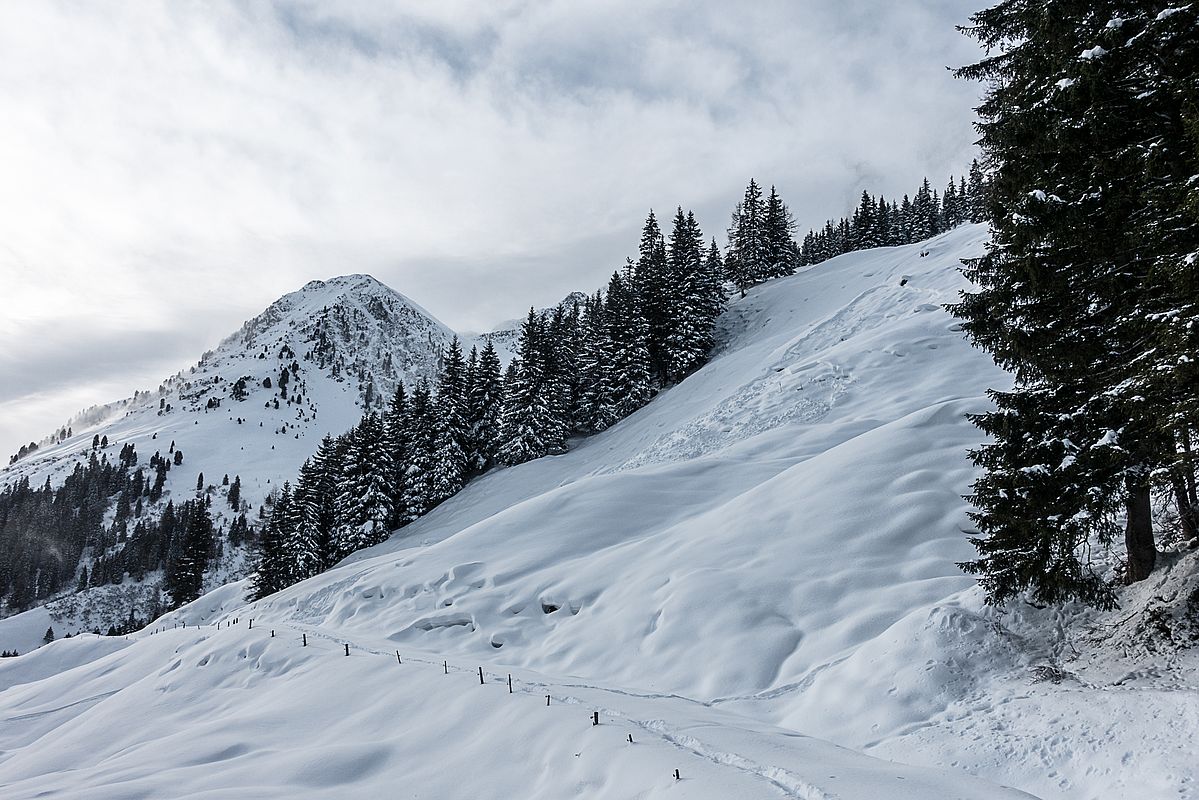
[0,0,983,460]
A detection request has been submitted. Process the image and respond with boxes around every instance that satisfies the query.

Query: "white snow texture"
[1,225,1193,799]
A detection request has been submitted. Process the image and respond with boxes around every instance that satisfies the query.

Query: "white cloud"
[0,0,983,459]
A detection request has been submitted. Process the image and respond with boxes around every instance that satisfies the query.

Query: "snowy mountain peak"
[228,273,452,357]
[0,273,457,628]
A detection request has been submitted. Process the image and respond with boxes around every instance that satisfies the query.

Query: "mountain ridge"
[0,272,459,630]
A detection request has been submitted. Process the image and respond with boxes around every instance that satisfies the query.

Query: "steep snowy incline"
[222,223,1008,700]
[0,224,1056,798]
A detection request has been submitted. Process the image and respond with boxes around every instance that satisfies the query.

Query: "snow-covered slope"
[1,226,1191,798]
[0,274,454,636]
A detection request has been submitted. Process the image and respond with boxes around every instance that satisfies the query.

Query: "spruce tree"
[665,208,712,381]
[432,337,469,503]
[467,340,504,472]
[725,179,767,295]
[401,379,438,522]
[292,446,337,579]
[604,272,653,417]
[763,186,797,279]
[251,485,292,599]
[631,211,671,383]
[951,0,1199,602]
[382,385,411,527]
[334,412,393,555]
[498,309,566,465]
[227,475,241,510]
[577,291,620,433]
[164,498,212,607]
[967,158,987,223]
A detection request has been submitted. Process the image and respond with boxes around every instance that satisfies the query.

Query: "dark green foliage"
[499,309,568,465]
[798,172,979,265]
[250,484,293,600]
[467,341,504,472]
[227,475,241,510]
[164,498,213,607]
[951,0,1199,605]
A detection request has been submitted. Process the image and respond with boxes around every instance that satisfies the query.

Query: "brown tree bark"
[1172,471,1198,543]
[1125,475,1156,583]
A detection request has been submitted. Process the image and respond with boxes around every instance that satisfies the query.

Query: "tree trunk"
[1172,471,1198,543]
[1125,475,1156,583]
[1181,427,1197,509]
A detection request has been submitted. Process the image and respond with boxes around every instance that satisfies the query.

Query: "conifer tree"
[499,309,566,465]
[951,0,1199,602]
[227,475,241,510]
[382,385,410,527]
[401,379,438,522]
[467,340,504,472]
[292,444,337,578]
[665,208,712,381]
[164,498,212,607]
[967,159,987,223]
[631,211,671,382]
[604,272,653,417]
[334,412,393,555]
[702,238,727,321]
[763,186,797,279]
[432,337,469,503]
[251,485,292,600]
[577,291,620,433]
[725,179,767,295]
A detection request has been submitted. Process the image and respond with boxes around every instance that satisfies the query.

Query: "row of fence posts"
[144,614,684,781]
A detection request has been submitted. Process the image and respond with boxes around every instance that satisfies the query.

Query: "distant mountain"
[0,274,455,630]
[468,290,589,363]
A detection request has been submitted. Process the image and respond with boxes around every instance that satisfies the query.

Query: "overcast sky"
[0,0,983,460]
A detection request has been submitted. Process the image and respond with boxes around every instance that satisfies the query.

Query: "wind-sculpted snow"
[0,623,1036,799]
[1,225,1194,798]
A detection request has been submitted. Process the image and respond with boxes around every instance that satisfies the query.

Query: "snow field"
[4,225,1195,798]
[0,617,1035,799]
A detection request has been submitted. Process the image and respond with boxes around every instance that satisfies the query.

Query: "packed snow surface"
[2,225,1194,798]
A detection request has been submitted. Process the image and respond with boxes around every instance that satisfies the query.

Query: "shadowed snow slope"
[5,225,1179,798]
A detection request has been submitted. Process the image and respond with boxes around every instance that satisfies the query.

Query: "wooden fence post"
[546,695,550,706]
[508,674,513,693]
[478,667,484,685]
[302,633,307,647]
[396,650,402,664]
[344,643,350,657]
